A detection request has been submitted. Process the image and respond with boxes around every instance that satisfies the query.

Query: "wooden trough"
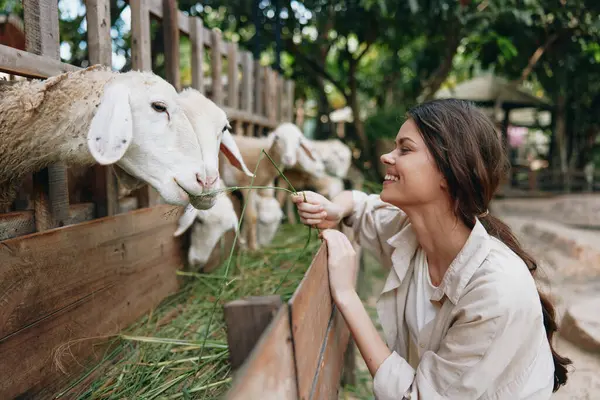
[0,0,357,398]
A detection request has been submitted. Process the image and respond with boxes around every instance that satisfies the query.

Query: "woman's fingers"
[298,210,326,220]
[296,202,323,213]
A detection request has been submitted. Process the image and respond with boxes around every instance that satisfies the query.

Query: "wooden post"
[224,295,282,370]
[190,16,204,94]
[254,61,264,116]
[241,51,254,136]
[285,80,295,123]
[227,42,240,133]
[264,68,277,126]
[23,0,69,231]
[162,0,180,91]
[130,0,151,72]
[86,0,119,217]
[130,0,160,207]
[210,29,224,105]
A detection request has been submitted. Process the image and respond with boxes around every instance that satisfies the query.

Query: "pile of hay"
[62,223,320,400]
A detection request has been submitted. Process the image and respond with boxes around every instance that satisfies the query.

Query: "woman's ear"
[440,177,448,190]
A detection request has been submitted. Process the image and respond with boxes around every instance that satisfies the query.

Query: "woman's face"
[380,119,447,208]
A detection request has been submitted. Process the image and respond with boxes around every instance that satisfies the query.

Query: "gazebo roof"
[435,74,552,110]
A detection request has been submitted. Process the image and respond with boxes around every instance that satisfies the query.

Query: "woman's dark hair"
[407,98,571,392]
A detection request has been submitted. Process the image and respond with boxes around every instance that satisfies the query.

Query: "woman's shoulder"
[462,238,542,317]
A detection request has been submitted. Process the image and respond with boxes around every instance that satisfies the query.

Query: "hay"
[63,224,320,400]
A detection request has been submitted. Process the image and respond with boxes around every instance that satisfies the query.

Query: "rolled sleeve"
[342,191,407,269]
[374,351,415,400]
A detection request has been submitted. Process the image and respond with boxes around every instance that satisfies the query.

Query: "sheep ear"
[174,204,198,237]
[87,82,133,165]
[220,130,254,177]
[300,138,317,161]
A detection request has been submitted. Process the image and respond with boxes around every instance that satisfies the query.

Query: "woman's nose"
[380,152,394,165]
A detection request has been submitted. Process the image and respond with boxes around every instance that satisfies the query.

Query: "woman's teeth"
[384,174,399,182]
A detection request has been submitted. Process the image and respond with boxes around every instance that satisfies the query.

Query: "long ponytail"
[480,214,571,392]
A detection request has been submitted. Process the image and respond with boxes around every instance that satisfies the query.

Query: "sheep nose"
[197,174,219,190]
[282,155,294,165]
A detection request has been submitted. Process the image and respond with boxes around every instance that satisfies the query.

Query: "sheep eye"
[222,123,232,133]
[151,102,168,113]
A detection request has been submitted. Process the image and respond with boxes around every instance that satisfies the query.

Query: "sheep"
[254,185,284,247]
[219,122,317,250]
[310,138,352,179]
[173,179,238,271]
[0,65,251,210]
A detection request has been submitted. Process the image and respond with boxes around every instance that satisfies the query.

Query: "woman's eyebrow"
[397,137,417,146]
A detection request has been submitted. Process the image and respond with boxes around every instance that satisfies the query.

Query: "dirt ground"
[339,204,600,400]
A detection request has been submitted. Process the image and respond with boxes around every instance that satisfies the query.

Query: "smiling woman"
[291,98,571,399]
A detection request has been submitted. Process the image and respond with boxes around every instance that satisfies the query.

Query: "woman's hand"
[291,191,344,230]
[321,229,358,303]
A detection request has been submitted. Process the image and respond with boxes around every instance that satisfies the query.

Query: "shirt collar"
[383,218,491,305]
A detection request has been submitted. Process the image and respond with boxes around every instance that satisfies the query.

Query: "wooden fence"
[224,242,361,400]
[0,0,296,398]
[509,166,600,194]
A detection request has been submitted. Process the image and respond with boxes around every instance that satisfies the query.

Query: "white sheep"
[0,65,250,210]
[310,138,352,179]
[255,185,284,247]
[219,122,317,250]
[173,180,238,270]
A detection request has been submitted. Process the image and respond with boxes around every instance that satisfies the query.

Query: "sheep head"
[256,195,284,247]
[173,183,238,268]
[87,71,213,207]
[268,122,317,169]
[320,139,352,179]
[178,88,253,210]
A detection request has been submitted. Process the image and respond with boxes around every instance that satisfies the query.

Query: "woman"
[291,99,571,399]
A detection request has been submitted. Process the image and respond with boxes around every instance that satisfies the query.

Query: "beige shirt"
[344,191,554,400]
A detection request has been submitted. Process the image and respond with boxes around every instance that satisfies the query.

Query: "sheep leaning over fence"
[174,179,238,271]
[0,64,245,210]
[219,122,318,250]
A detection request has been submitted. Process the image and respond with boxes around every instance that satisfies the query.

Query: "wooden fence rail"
[225,243,361,400]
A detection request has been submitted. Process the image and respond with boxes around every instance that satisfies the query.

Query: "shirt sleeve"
[373,270,541,399]
[342,191,408,269]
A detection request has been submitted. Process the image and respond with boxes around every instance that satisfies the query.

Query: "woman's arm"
[337,291,392,376]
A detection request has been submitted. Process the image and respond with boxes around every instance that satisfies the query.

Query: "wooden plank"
[224,295,282,370]
[310,308,351,400]
[24,0,70,231]
[190,16,205,94]
[226,305,298,400]
[241,51,254,114]
[130,0,152,71]
[87,0,119,217]
[0,205,183,399]
[288,244,333,400]
[285,80,295,122]
[227,42,240,109]
[0,204,95,241]
[254,61,264,117]
[222,107,277,129]
[162,0,181,91]
[210,29,224,105]
[264,68,278,124]
[0,44,80,78]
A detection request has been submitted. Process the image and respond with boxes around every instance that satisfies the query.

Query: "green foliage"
[364,107,407,141]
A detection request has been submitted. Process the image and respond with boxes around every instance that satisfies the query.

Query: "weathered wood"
[226,305,298,400]
[86,0,119,217]
[0,44,80,78]
[285,80,295,122]
[162,0,180,91]
[227,42,240,109]
[254,61,264,117]
[0,205,183,399]
[210,29,224,105]
[310,308,352,400]
[130,0,152,71]
[224,295,283,370]
[86,0,111,66]
[264,68,278,123]
[190,16,205,94]
[0,203,96,241]
[241,51,254,113]
[24,0,70,231]
[288,244,333,400]
[222,107,277,129]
